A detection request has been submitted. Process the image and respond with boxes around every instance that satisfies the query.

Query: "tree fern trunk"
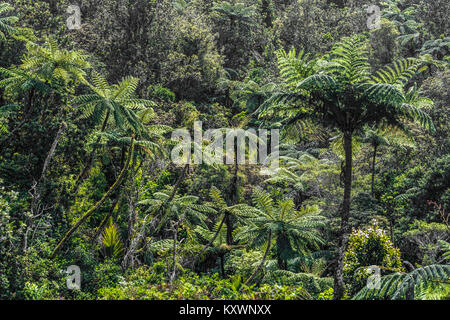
[90,147,125,242]
[193,213,227,265]
[25,122,68,252]
[245,230,272,286]
[219,254,225,278]
[227,142,239,245]
[371,144,377,197]
[170,222,179,284]
[167,164,188,203]
[334,131,353,300]
[51,136,134,258]
[72,109,110,194]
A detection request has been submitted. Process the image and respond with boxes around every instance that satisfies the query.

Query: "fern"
[101,217,124,260]
[353,264,450,300]
[74,71,154,134]
[276,48,319,90]
[0,2,18,40]
[371,58,422,87]
[439,240,450,263]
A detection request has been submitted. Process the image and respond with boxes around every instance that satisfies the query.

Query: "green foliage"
[0,0,447,301]
[147,85,176,103]
[401,220,449,265]
[353,264,450,300]
[101,218,124,261]
[21,37,91,87]
[236,188,325,269]
[318,288,334,300]
[98,267,310,300]
[344,220,404,295]
[74,72,153,134]
[0,2,18,40]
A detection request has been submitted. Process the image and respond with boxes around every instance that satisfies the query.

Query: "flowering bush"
[343,219,404,295]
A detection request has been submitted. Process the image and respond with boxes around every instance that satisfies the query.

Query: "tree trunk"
[333,131,353,300]
[51,136,135,258]
[390,215,396,246]
[25,122,68,252]
[72,109,110,194]
[225,212,233,246]
[169,222,179,284]
[90,147,125,242]
[219,254,225,278]
[167,164,189,204]
[39,122,68,184]
[90,190,121,243]
[226,142,239,245]
[371,144,377,197]
[193,213,227,266]
[244,230,272,286]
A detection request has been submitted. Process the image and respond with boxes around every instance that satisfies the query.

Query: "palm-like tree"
[211,1,256,27]
[0,37,90,144]
[71,72,155,192]
[192,186,253,266]
[0,37,90,109]
[0,37,91,156]
[139,190,216,282]
[75,72,152,133]
[21,37,90,87]
[89,121,172,241]
[0,2,18,40]
[236,188,325,284]
[360,126,415,197]
[265,151,333,207]
[52,77,158,258]
[258,35,435,299]
[194,214,231,276]
[140,190,217,233]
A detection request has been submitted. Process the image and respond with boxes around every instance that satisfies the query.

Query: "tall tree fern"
[71,72,155,192]
[258,34,435,299]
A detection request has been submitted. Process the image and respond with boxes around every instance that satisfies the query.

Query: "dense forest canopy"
[0,0,448,300]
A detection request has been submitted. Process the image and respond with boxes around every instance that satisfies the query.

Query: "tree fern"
[0,2,18,40]
[439,240,450,263]
[276,48,320,90]
[74,71,153,134]
[21,37,91,86]
[236,188,325,273]
[257,34,435,299]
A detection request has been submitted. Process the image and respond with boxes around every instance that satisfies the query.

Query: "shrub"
[344,219,404,295]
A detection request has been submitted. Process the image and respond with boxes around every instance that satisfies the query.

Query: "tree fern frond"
[371,58,421,86]
[353,264,450,300]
